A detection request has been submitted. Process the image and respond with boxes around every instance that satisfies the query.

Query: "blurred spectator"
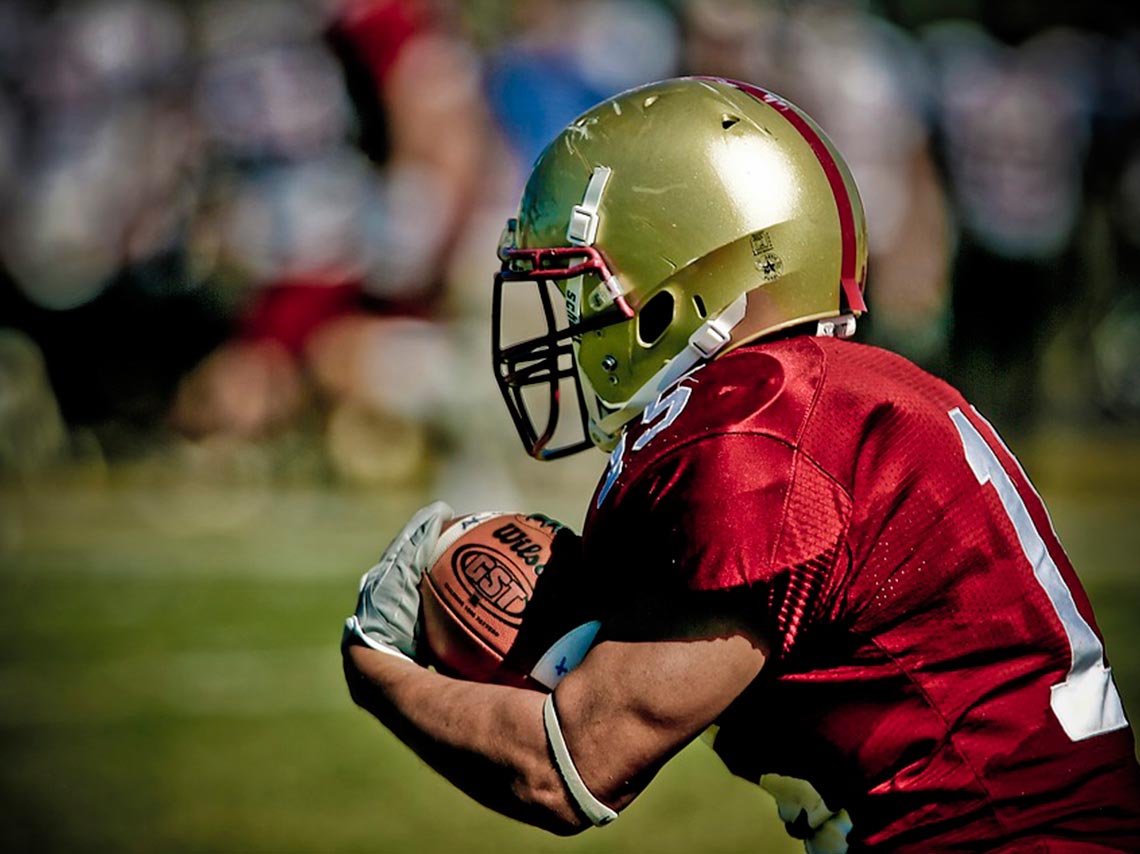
[485,0,680,172]
[921,14,1139,430]
[169,0,487,482]
[1083,29,1140,422]
[0,0,220,436]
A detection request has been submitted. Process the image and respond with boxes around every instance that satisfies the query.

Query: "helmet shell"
[515,77,868,419]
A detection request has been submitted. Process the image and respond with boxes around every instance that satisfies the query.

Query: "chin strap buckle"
[816,315,857,339]
[690,321,731,359]
[689,293,748,359]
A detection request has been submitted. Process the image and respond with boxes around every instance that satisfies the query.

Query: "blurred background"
[0,1,1138,852]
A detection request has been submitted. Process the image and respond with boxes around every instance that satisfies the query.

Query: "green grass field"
[1,429,1138,854]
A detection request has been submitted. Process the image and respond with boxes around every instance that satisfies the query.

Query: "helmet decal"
[718,78,867,314]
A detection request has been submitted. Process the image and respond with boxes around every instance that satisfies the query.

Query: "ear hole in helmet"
[638,291,674,347]
[693,294,707,318]
[721,115,740,130]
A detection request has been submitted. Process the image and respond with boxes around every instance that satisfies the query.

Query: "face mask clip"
[587,274,625,312]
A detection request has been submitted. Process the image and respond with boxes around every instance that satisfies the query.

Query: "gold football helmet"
[494,77,868,459]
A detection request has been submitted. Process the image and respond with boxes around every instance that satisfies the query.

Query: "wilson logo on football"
[453,544,533,623]
[491,522,546,568]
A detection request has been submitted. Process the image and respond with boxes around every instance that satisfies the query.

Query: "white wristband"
[543,693,618,826]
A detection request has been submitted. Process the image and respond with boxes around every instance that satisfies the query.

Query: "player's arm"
[344,590,767,835]
[548,590,768,813]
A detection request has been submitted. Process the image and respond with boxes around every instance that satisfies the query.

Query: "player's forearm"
[343,644,587,835]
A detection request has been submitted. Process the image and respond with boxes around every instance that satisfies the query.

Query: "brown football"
[420,512,593,688]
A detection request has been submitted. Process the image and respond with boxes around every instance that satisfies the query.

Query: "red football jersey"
[582,337,1140,852]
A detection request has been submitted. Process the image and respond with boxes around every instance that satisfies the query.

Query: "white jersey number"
[632,386,692,452]
[596,385,693,509]
[949,407,1127,742]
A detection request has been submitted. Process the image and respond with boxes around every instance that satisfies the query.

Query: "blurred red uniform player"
[238,0,474,339]
[175,0,482,458]
[237,0,472,349]
[341,78,1140,853]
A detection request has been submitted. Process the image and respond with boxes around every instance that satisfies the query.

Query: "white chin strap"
[589,293,749,448]
[589,298,860,449]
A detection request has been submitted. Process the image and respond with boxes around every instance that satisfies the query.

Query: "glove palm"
[343,500,454,660]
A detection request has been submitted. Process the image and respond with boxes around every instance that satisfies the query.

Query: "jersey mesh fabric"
[582,337,1140,852]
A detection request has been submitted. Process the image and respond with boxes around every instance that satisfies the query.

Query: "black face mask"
[492,243,632,460]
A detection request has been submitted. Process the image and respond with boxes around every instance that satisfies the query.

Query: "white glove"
[760,773,852,854]
[342,500,454,660]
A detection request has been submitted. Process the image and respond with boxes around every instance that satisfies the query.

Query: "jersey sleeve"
[635,433,850,658]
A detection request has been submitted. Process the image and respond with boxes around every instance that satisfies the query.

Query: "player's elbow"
[542,815,591,837]
[510,762,591,836]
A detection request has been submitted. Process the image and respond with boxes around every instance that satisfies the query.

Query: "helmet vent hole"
[721,115,740,130]
[638,291,674,347]
[693,295,707,318]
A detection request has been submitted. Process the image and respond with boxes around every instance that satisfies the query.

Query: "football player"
[342,78,1140,851]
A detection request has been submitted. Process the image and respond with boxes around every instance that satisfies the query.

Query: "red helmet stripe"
[701,78,867,314]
